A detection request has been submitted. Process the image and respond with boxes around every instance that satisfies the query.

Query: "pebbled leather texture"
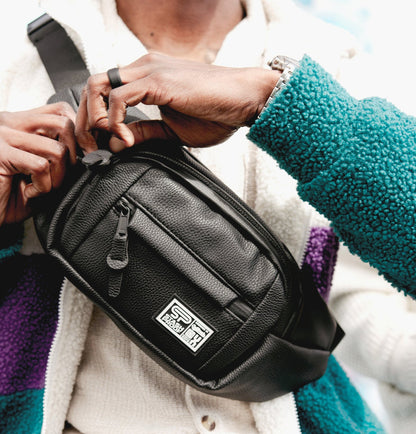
[33,140,343,402]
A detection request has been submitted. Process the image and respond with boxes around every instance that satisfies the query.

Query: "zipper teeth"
[41,278,67,433]
[294,398,302,433]
[288,392,302,434]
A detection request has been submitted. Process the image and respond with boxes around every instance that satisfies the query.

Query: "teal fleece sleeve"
[295,356,384,434]
[248,55,416,297]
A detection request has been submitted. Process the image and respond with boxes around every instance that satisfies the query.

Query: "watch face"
[268,55,299,71]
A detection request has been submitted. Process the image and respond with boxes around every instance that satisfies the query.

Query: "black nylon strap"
[27,13,149,120]
[27,13,90,92]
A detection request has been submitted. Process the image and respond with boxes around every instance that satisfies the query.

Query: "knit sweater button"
[201,415,216,431]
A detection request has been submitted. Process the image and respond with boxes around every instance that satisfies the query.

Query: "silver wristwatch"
[259,55,299,116]
[268,55,299,74]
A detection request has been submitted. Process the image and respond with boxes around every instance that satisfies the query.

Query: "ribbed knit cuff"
[0,223,23,263]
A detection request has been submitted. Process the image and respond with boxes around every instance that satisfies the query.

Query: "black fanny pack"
[29,14,343,402]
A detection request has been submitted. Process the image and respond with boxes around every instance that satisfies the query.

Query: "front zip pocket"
[106,199,132,297]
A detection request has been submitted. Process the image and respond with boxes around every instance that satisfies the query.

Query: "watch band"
[259,55,299,117]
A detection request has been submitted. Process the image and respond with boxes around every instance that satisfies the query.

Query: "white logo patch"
[156,298,214,352]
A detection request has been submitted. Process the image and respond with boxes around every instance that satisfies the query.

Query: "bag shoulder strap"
[27,13,147,121]
[27,13,90,92]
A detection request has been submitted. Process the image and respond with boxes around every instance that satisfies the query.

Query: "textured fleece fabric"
[0,389,44,434]
[0,224,383,434]
[298,234,384,433]
[0,252,62,433]
[295,356,384,434]
[302,227,339,302]
[248,55,416,298]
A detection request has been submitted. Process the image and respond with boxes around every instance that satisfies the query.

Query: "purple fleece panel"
[0,254,63,395]
[302,227,339,302]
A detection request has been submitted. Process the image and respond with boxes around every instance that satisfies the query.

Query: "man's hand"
[0,102,77,225]
[75,53,280,153]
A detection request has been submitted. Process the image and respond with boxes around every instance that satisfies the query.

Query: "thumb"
[109,120,178,152]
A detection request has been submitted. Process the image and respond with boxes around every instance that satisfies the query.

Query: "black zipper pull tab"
[82,149,116,169]
[107,202,131,297]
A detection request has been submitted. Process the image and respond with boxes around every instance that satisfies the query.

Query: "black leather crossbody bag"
[29,14,343,402]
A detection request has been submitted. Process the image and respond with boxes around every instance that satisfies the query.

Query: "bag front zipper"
[106,199,132,297]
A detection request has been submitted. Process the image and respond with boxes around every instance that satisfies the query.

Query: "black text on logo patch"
[156,298,214,352]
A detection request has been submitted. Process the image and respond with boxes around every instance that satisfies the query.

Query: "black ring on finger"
[107,67,123,89]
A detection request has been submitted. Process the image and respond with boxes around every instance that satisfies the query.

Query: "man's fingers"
[86,72,112,130]
[77,63,166,147]
[107,78,165,146]
[1,178,32,225]
[56,118,77,165]
[29,113,77,165]
[23,102,76,123]
[0,103,80,225]
[45,104,77,164]
[14,131,67,189]
[2,104,78,165]
[0,128,67,190]
[1,146,52,199]
[108,120,177,152]
[75,88,99,153]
